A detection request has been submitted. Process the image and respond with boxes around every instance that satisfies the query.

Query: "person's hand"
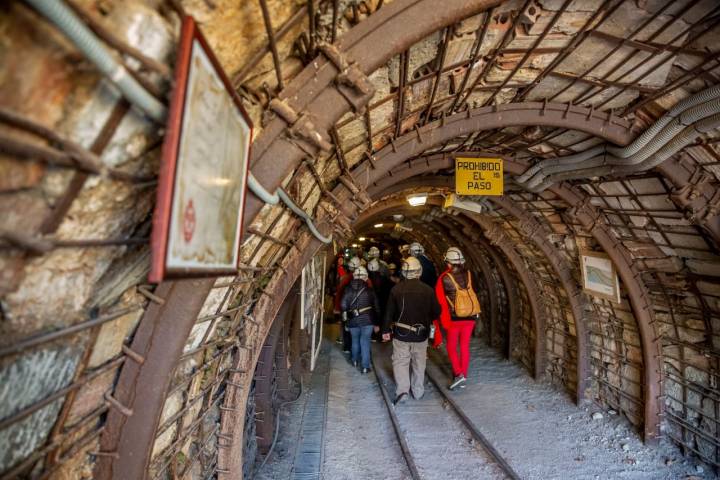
[382,333,391,342]
[373,326,380,333]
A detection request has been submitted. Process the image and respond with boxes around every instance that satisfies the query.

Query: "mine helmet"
[401,257,423,279]
[353,266,369,281]
[409,242,424,256]
[347,256,362,271]
[400,244,410,254]
[444,247,465,265]
[367,259,380,272]
[388,263,397,271]
[368,246,380,258]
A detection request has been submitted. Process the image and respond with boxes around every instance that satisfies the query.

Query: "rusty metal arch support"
[545,181,664,443]
[372,174,591,402]
[491,196,592,402]
[243,0,502,234]
[218,228,327,478]
[253,303,290,454]
[333,102,634,215]
[351,111,663,441]
[96,2,506,477]
[95,279,214,479]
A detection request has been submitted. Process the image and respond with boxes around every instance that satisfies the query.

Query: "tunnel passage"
[1,0,720,479]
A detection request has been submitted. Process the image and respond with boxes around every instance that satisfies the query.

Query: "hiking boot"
[352,360,358,368]
[412,391,424,400]
[393,392,408,405]
[448,374,466,390]
[361,367,371,374]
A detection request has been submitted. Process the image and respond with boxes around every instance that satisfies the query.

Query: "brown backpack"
[446,271,481,317]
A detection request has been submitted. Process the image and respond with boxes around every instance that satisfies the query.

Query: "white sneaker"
[449,374,466,390]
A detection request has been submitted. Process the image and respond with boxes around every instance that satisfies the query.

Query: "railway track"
[371,344,521,480]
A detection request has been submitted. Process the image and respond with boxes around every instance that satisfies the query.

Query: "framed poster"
[300,253,326,371]
[580,251,621,303]
[149,16,252,283]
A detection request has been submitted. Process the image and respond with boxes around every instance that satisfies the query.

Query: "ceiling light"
[358,237,366,241]
[374,223,384,228]
[392,214,404,222]
[351,243,358,248]
[407,194,427,206]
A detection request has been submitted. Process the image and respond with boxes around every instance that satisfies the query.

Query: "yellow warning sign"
[455,157,503,196]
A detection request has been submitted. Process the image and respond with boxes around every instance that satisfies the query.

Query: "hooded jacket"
[341,279,381,328]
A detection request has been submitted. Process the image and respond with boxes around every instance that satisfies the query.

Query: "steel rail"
[370,357,423,480]
[424,362,522,480]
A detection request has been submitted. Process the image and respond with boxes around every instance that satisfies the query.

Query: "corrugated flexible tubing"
[24,0,167,122]
[524,95,720,189]
[516,84,720,186]
[529,113,720,192]
[28,0,331,245]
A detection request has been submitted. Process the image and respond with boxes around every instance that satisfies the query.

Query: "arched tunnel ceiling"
[2,0,720,479]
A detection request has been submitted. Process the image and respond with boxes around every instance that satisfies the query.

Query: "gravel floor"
[255,329,715,480]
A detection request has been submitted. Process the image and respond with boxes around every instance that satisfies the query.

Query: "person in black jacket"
[341,266,381,373]
[382,257,441,404]
[409,242,438,288]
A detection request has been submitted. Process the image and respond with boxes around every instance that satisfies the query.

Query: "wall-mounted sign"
[455,157,503,196]
[301,253,326,371]
[580,251,621,303]
[149,16,252,283]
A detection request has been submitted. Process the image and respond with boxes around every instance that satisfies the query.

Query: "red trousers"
[445,320,474,377]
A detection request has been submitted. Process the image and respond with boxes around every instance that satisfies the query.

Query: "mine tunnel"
[2,0,720,479]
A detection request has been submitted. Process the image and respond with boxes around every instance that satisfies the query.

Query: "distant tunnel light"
[374,223,384,228]
[358,237,366,241]
[407,194,428,206]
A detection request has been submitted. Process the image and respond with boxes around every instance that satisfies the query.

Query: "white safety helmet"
[401,257,423,279]
[444,247,465,265]
[368,246,380,258]
[367,258,380,272]
[409,242,424,256]
[347,256,362,271]
[353,265,368,281]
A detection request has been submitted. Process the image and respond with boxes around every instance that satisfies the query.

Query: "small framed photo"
[580,250,621,303]
[149,16,252,283]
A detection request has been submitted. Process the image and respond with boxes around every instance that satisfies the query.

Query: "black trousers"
[342,323,352,351]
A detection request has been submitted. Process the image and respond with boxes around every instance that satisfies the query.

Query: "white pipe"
[25,0,167,122]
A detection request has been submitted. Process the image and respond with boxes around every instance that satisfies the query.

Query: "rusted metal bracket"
[317,42,375,114]
[338,174,372,208]
[269,98,333,153]
[121,345,145,365]
[138,285,165,305]
[104,392,134,417]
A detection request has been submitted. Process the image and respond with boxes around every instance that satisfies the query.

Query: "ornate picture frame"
[149,16,252,283]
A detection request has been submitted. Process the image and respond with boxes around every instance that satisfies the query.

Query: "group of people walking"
[331,242,481,404]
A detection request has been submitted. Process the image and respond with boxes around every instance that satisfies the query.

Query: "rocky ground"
[255,327,715,480]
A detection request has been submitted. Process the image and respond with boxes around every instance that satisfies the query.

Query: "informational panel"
[455,157,503,196]
[301,253,326,371]
[580,251,621,303]
[149,16,252,282]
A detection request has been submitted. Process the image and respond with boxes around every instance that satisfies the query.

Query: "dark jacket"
[417,254,438,287]
[341,279,381,328]
[436,267,480,325]
[383,279,441,342]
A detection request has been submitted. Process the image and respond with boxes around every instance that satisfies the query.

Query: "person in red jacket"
[434,247,481,390]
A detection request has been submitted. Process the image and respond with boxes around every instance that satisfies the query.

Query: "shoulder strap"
[467,271,472,289]
[446,272,461,289]
[350,287,366,307]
